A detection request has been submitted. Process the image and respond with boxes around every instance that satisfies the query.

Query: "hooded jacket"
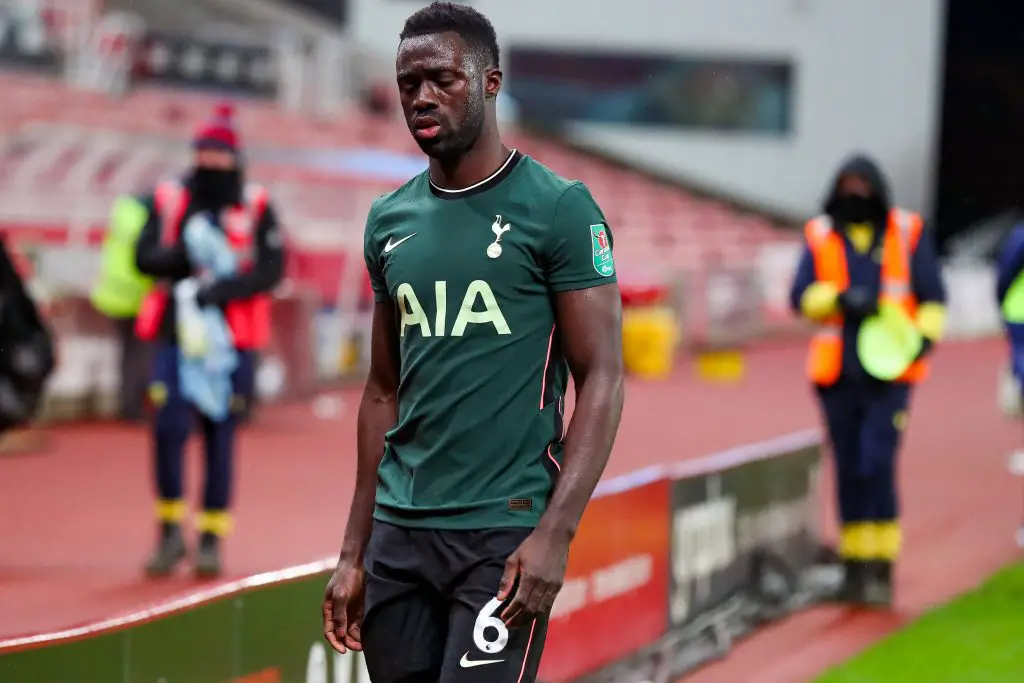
[823,154,892,229]
[789,154,947,384]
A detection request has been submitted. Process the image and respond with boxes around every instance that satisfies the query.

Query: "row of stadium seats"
[0,72,796,301]
[103,0,274,41]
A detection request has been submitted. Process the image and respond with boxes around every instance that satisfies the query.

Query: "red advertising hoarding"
[540,475,671,683]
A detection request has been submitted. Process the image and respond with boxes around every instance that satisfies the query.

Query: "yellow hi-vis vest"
[90,196,155,319]
[1003,271,1024,324]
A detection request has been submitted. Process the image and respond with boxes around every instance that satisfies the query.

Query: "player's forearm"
[537,371,624,540]
[337,388,396,564]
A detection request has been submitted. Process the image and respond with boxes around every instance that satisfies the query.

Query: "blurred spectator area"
[103,0,265,41]
[0,64,796,308]
[101,0,338,41]
[0,3,813,414]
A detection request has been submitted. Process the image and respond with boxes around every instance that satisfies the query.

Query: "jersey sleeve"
[545,182,618,292]
[363,197,389,302]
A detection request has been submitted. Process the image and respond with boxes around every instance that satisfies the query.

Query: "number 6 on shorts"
[472,597,509,654]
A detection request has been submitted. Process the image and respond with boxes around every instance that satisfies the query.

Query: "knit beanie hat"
[193,103,240,152]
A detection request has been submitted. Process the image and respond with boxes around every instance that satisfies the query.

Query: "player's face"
[396,32,496,158]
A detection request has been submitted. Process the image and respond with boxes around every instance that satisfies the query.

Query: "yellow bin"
[621,283,677,380]
[695,348,745,383]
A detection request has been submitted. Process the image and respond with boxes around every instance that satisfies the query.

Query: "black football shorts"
[360,520,548,683]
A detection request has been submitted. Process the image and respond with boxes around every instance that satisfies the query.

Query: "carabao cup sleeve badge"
[590,224,615,277]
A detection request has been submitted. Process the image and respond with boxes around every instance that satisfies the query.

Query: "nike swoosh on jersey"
[459,653,504,668]
[383,233,417,253]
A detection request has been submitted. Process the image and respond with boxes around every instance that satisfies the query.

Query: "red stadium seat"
[0,72,795,303]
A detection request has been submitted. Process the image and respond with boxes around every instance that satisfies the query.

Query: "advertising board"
[541,473,671,683]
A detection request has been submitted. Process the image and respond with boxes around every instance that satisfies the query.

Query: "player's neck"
[428,134,510,192]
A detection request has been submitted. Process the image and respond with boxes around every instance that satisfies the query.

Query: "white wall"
[350,0,946,219]
[349,0,429,55]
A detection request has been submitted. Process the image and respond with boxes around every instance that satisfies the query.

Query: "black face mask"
[830,194,883,224]
[190,167,242,209]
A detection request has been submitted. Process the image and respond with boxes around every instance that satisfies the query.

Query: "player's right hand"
[322,561,366,654]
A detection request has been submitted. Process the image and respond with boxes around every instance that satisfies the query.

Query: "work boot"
[145,523,187,577]
[861,560,894,609]
[833,560,868,603]
[194,532,223,579]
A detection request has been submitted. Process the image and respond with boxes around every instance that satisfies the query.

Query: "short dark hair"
[400,2,500,70]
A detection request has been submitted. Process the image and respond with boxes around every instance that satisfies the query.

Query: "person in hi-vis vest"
[996,222,1024,388]
[996,222,1024,531]
[789,154,947,608]
[134,104,284,578]
[90,195,155,422]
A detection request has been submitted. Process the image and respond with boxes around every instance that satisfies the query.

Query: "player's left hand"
[497,525,571,627]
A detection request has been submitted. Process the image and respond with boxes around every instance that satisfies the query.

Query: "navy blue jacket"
[996,224,1024,306]
[789,155,946,383]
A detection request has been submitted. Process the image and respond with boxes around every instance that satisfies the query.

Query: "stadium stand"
[0,72,791,277]
[103,0,268,41]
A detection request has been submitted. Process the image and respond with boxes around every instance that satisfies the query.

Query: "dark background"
[934,0,1024,251]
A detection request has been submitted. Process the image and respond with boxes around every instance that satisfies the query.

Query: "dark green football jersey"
[364,150,617,529]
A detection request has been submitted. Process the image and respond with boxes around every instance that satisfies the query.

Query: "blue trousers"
[149,343,254,512]
[817,380,912,523]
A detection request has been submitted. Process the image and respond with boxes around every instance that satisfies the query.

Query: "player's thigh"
[439,529,548,683]
[443,602,548,683]
[361,521,448,683]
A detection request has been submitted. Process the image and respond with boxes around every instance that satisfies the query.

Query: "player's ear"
[484,68,502,100]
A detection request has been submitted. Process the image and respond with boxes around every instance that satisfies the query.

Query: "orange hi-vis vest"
[134,180,272,350]
[804,208,927,386]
